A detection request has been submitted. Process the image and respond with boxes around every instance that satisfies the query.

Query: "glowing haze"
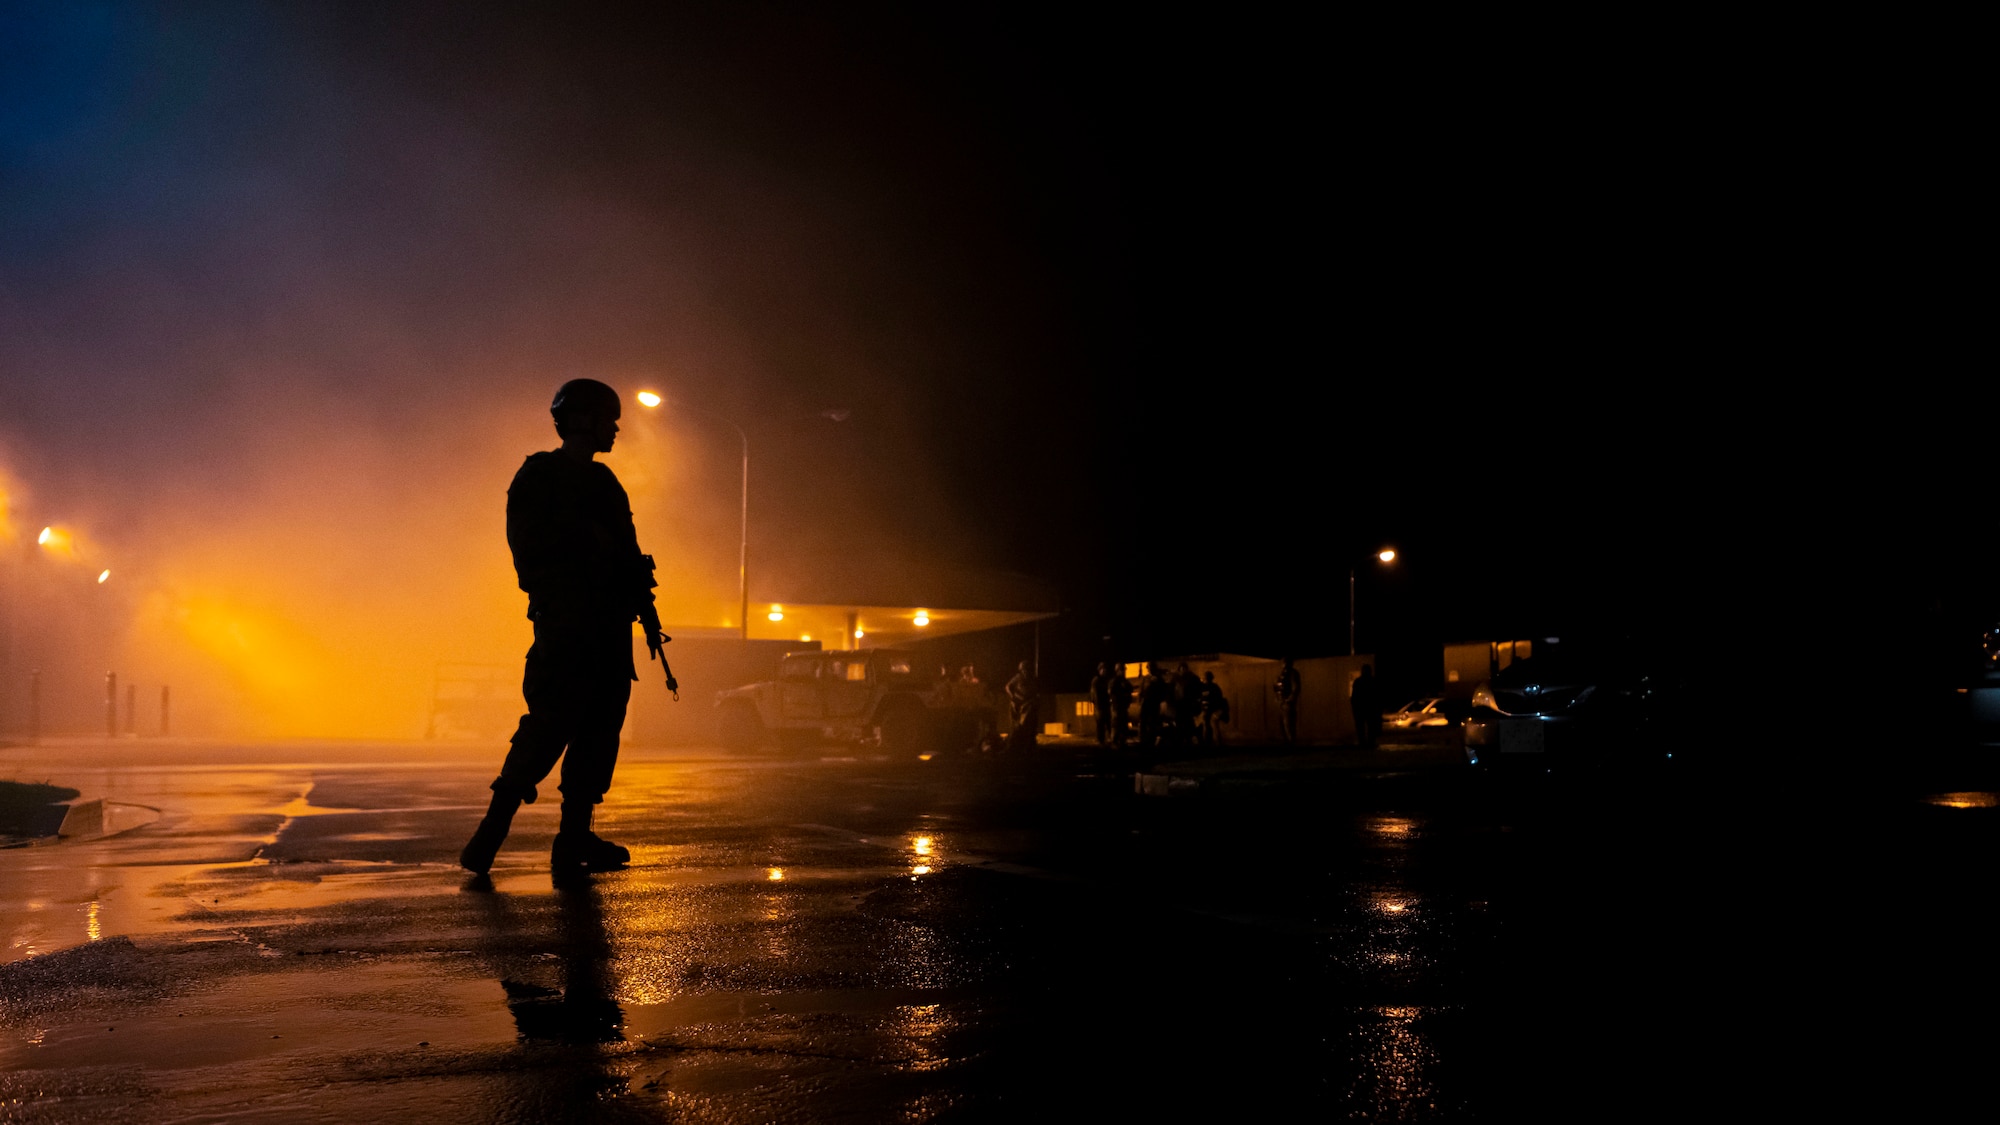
[0,6,1064,737]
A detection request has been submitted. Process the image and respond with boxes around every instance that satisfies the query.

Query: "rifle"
[638,554,679,701]
[646,621,679,700]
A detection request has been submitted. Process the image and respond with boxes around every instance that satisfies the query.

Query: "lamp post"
[636,392,750,640]
[1350,548,1396,656]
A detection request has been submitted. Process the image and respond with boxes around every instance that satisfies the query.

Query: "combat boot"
[460,786,528,875]
[552,801,630,877]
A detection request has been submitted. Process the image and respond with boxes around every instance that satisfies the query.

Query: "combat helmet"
[550,378,622,422]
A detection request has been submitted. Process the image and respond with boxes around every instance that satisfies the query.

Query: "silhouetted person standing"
[1139,663,1171,751]
[1173,662,1203,748]
[1089,662,1115,745]
[1351,663,1383,749]
[1110,664,1133,747]
[1276,658,1302,745]
[1005,661,1040,751]
[1199,671,1229,746]
[461,379,668,880]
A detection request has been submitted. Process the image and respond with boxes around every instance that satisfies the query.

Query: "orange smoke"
[84,396,743,738]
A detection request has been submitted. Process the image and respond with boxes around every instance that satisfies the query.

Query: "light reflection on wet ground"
[0,742,1564,1122]
[9,740,1987,1119]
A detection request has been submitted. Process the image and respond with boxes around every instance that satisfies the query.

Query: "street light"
[1350,547,1396,656]
[635,393,750,639]
[635,392,847,641]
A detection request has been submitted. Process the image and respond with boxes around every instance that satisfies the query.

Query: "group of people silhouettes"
[1087,661,1230,752]
[1275,656,1384,748]
[932,662,1044,754]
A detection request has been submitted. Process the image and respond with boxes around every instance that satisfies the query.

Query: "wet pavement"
[2,735,1998,1121]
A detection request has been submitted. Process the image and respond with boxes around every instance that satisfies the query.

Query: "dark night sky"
[1,3,1987,726]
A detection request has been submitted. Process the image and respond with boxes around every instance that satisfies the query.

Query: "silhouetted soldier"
[1005,661,1040,751]
[1173,662,1203,748]
[460,378,669,880]
[1109,664,1133,747]
[1275,657,1302,745]
[1089,662,1115,745]
[1199,671,1229,746]
[1138,663,1171,751]
[1351,662,1383,749]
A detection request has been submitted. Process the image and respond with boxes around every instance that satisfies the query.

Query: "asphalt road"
[2,736,1997,1122]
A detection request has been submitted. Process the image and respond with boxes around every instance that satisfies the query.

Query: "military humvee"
[713,648,995,754]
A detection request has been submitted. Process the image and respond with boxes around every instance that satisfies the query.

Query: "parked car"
[1462,645,1677,768]
[1383,698,1451,730]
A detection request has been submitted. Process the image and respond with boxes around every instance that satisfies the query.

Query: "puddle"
[0,958,520,1071]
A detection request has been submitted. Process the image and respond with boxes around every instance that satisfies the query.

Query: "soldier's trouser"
[495,616,635,807]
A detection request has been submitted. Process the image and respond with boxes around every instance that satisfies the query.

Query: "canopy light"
[97,569,110,583]
[635,391,662,408]
[913,611,930,627]
[38,527,52,545]
[1377,549,1396,563]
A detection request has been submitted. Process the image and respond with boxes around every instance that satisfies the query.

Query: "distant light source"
[635,390,662,408]
[913,836,933,855]
[913,611,930,627]
[767,867,785,881]
[853,629,864,640]
[38,527,52,545]
[97,569,110,583]
[1927,792,2000,809]
[800,634,811,642]
[1377,548,1396,563]
[768,605,784,622]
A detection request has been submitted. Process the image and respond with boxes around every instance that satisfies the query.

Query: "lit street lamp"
[1350,547,1396,657]
[635,392,847,641]
[636,395,750,639]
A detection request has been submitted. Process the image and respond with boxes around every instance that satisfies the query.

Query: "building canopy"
[668,560,1059,649]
